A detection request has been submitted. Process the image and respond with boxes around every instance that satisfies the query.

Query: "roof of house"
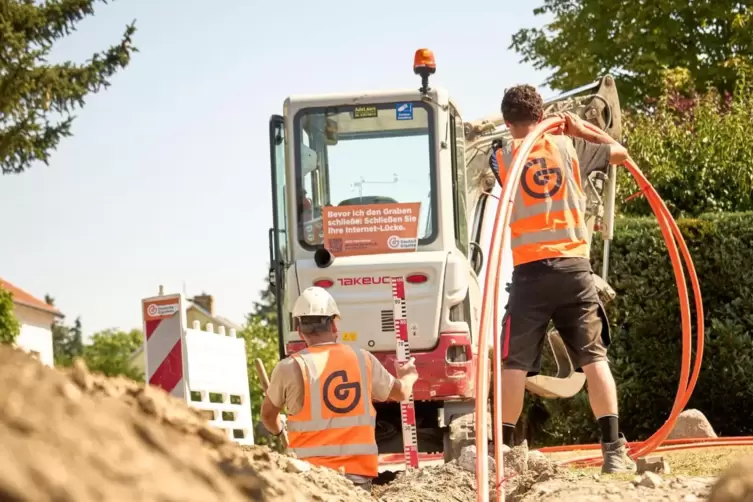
[0,278,64,318]
[186,301,243,331]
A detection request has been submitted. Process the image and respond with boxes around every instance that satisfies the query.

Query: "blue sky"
[0,0,551,336]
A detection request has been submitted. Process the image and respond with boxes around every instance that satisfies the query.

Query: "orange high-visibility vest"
[287,343,378,478]
[493,134,590,267]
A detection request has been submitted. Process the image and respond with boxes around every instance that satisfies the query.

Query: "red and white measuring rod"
[391,276,419,469]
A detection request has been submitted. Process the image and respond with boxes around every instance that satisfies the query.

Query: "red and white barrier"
[142,293,254,445]
[143,294,188,399]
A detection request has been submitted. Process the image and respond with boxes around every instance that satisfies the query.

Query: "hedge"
[525,212,753,446]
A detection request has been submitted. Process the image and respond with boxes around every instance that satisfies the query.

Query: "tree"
[252,273,277,326]
[53,317,84,366]
[510,1,753,108]
[45,294,84,366]
[81,328,143,381]
[0,285,21,345]
[618,69,753,217]
[1,0,137,174]
[241,269,284,448]
[239,312,284,449]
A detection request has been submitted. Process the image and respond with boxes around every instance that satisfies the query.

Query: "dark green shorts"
[501,258,610,375]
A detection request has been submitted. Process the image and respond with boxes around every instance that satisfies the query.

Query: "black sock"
[598,415,619,443]
[502,423,516,447]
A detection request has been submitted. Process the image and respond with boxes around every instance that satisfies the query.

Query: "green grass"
[548,446,753,479]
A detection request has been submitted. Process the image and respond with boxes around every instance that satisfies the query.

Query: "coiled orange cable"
[474,117,706,502]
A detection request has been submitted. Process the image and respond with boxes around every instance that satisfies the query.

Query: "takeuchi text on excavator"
[266,48,623,470]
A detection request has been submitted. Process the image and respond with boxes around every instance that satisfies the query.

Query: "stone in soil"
[0,346,375,502]
[637,456,671,475]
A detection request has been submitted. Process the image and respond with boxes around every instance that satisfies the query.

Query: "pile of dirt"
[373,443,567,502]
[0,346,374,502]
[375,462,482,501]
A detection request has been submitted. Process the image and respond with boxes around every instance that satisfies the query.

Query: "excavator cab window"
[293,102,438,250]
[450,106,469,257]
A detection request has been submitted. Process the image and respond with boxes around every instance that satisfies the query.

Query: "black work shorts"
[501,258,611,375]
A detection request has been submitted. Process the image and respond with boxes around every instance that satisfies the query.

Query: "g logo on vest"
[521,157,563,199]
[322,370,362,414]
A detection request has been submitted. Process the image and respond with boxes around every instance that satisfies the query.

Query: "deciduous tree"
[1,0,137,174]
[0,285,21,345]
[618,69,753,217]
[82,328,143,381]
[510,1,752,108]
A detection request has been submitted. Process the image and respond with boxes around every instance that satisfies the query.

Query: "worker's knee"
[581,359,614,381]
[501,368,529,387]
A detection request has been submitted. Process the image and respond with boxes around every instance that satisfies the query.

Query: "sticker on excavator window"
[396,102,413,121]
[321,202,421,257]
[341,331,358,342]
[353,106,378,119]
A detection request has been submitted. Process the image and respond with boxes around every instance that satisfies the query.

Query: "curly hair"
[501,85,544,125]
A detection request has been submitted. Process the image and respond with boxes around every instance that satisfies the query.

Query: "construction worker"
[260,286,419,492]
[491,84,635,474]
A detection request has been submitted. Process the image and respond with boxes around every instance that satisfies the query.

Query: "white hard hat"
[292,286,340,319]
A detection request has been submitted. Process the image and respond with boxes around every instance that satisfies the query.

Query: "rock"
[637,471,663,489]
[527,450,552,474]
[667,409,717,439]
[457,445,496,474]
[605,485,621,494]
[637,456,671,474]
[682,495,701,502]
[285,459,312,474]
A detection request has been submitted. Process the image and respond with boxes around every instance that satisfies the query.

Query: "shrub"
[0,285,20,345]
[530,212,753,445]
[618,69,753,218]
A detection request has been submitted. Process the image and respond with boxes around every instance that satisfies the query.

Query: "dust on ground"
[0,345,374,502]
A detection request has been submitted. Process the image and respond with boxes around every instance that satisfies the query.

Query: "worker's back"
[286,342,379,479]
[492,133,590,267]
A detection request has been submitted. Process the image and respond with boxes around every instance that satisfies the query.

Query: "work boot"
[601,433,637,474]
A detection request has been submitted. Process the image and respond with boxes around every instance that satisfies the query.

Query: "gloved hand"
[273,414,288,437]
[255,414,287,438]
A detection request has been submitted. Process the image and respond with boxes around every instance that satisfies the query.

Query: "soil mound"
[0,346,373,502]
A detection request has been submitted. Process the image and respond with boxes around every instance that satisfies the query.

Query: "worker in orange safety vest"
[261,286,419,492]
[491,84,636,474]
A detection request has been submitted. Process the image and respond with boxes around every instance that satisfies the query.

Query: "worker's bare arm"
[261,361,294,436]
[388,357,419,402]
[260,395,285,436]
[558,112,629,165]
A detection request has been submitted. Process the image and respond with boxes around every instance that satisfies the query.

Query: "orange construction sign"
[322,202,421,257]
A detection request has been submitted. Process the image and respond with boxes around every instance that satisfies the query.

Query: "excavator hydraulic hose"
[474,117,706,502]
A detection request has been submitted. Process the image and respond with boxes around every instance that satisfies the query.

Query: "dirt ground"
[0,345,373,502]
[1,345,752,502]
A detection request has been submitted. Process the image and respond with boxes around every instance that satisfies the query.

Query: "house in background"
[0,278,62,366]
[129,293,243,376]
